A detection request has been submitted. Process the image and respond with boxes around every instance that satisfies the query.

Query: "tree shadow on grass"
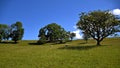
[79,42,87,44]
[58,45,107,50]
[28,43,42,45]
[0,42,17,44]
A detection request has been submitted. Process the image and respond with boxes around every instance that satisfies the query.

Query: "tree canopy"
[0,24,9,42]
[10,22,24,43]
[77,10,120,45]
[68,32,76,41]
[0,21,24,43]
[38,23,69,44]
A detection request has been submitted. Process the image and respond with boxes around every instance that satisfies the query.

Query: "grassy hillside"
[0,38,120,68]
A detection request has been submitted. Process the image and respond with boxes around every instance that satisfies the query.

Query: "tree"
[59,29,69,43]
[68,32,76,41]
[0,24,10,42]
[38,23,69,44]
[0,34,2,42]
[38,27,47,44]
[82,32,90,43]
[77,10,120,46]
[10,21,24,43]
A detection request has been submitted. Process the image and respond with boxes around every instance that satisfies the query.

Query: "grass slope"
[0,38,120,68]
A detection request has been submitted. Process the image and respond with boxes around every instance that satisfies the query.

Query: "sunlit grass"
[0,38,120,68]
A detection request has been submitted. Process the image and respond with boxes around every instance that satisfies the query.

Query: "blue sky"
[0,0,120,40]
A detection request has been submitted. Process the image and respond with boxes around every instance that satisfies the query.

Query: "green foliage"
[37,35,47,44]
[69,32,76,41]
[77,10,120,45]
[11,30,20,43]
[0,24,9,42]
[0,34,2,42]
[82,31,90,43]
[0,22,24,43]
[10,21,24,43]
[38,23,69,44]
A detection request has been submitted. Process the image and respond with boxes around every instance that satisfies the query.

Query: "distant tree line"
[1,10,120,45]
[37,10,119,46]
[0,21,24,43]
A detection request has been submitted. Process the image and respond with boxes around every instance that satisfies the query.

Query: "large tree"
[77,10,120,45]
[10,22,24,43]
[38,23,69,44]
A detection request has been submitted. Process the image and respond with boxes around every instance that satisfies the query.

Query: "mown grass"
[0,38,120,68]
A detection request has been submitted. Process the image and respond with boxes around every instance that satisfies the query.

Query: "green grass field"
[0,38,120,68]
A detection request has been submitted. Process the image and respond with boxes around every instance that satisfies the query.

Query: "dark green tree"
[77,10,120,46]
[70,32,76,41]
[38,23,69,44]
[0,24,10,42]
[10,21,24,43]
[38,27,47,44]
[59,28,69,43]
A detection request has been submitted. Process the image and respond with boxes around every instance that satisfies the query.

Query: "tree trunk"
[86,40,87,43]
[96,40,101,46]
[14,40,17,43]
